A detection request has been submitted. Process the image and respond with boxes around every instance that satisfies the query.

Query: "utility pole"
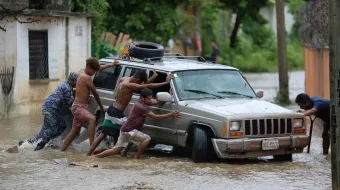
[275,0,290,104]
[329,0,340,189]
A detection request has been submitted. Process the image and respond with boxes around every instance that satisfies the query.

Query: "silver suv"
[88,55,309,162]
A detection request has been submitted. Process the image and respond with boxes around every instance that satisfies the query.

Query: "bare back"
[75,69,91,103]
[114,77,135,111]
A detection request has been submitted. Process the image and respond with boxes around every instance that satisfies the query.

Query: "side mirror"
[156,92,173,102]
[255,89,264,98]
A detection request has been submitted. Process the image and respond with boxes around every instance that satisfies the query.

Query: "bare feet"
[93,148,106,155]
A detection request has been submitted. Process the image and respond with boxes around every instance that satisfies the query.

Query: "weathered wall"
[68,17,91,72]
[0,21,17,118]
[304,48,330,99]
[0,16,91,119]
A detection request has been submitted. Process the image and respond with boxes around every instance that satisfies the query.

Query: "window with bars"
[29,30,49,80]
[29,0,44,9]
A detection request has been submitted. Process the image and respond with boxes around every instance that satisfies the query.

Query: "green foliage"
[287,38,304,71]
[200,1,220,57]
[91,39,119,59]
[242,15,273,48]
[221,0,272,16]
[104,0,185,45]
[219,0,272,48]
[199,0,304,73]
[218,32,278,73]
[218,31,304,73]
[288,0,306,40]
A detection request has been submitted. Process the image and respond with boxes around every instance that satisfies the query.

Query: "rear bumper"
[211,135,309,159]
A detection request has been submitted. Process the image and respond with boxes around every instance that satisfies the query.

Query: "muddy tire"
[273,154,293,161]
[192,127,211,163]
[128,42,164,60]
[147,142,157,149]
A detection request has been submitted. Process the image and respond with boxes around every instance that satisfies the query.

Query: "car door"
[142,71,178,143]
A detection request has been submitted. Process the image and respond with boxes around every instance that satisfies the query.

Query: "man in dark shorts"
[210,41,220,64]
[94,88,180,159]
[295,93,330,155]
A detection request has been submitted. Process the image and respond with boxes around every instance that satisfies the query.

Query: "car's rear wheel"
[192,127,212,162]
[273,154,293,161]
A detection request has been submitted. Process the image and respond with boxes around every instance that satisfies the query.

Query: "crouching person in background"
[95,88,180,159]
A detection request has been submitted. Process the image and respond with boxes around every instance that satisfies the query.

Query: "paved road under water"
[0,114,331,190]
[0,71,332,190]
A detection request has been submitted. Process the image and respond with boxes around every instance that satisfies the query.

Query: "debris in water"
[53,158,69,166]
[69,162,98,168]
[53,158,99,168]
[5,146,18,153]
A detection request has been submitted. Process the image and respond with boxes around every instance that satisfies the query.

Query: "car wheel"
[128,41,164,60]
[192,127,211,163]
[273,154,293,161]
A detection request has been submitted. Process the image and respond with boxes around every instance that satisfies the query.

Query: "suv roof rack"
[163,56,206,62]
[164,53,182,56]
[104,55,206,64]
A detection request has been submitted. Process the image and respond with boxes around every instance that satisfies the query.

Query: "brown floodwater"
[0,113,331,190]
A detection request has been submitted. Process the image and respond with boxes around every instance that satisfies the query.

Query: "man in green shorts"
[94,88,180,159]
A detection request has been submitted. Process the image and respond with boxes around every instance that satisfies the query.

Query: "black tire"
[273,154,293,161]
[173,146,191,157]
[192,127,211,163]
[128,41,164,60]
[147,142,157,149]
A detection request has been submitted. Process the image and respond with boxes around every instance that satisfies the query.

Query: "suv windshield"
[173,70,256,100]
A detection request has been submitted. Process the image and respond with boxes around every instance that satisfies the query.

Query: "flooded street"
[0,71,332,190]
[244,71,305,103]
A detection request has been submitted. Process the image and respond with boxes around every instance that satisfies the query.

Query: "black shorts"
[102,127,120,137]
[101,105,125,137]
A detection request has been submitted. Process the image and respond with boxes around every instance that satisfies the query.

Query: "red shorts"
[71,100,94,128]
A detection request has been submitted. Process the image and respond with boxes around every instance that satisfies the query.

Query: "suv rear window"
[93,66,122,90]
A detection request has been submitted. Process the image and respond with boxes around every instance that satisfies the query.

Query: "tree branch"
[0,25,6,32]
[0,1,42,31]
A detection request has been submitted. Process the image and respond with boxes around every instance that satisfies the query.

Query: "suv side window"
[148,71,170,98]
[123,67,148,94]
[93,65,122,91]
[123,67,146,77]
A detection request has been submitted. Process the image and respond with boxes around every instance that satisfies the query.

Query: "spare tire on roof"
[128,42,164,60]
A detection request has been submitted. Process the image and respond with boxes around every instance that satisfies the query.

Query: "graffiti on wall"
[49,58,58,79]
[75,26,83,36]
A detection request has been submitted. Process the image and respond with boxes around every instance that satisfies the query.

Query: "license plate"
[262,139,279,150]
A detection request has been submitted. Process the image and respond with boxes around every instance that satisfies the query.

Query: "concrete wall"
[0,16,91,119]
[68,17,91,73]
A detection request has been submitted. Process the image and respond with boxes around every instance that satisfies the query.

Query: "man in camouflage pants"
[19,72,77,151]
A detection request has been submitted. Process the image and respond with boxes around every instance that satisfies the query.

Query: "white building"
[0,0,94,119]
